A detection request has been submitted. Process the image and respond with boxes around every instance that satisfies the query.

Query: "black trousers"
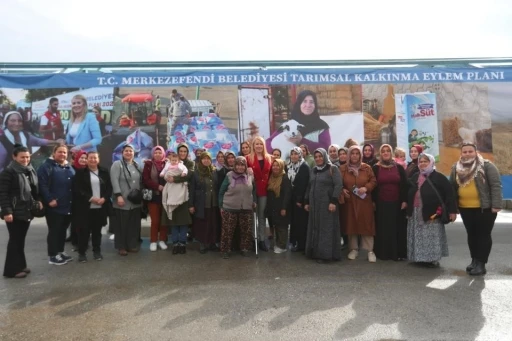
[459,208,497,264]
[3,220,30,277]
[78,209,103,255]
[46,212,72,257]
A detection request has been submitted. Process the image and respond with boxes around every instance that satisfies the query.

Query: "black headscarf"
[291,90,329,136]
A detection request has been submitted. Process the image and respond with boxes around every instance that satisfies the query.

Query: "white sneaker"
[149,243,158,252]
[158,241,168,250]
[109,234,115,241]
[348,250,359,260]
[368,251,377,263]
[274,246,287,254]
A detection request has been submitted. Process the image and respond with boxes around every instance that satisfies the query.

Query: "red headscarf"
[410,144,423,164]
[73,150,87,169]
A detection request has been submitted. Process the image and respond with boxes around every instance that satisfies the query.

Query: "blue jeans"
[171,225,188,245]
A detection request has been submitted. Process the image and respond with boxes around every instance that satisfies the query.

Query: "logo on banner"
[411,104,435,119]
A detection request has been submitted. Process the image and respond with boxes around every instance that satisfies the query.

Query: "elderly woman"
[288,147,310,252]
[218,156,257,259]
[340,145,377,262]
[407,153,457,267]
[66,95,102,153]
[450,143,502,276]
[0,144,42,278]
[266,159,291,253]
[110,144,143,256]
[0,111,56,172]
[304,148,343,263]
[189,152,219,254]
[142,146,168,252]
[372,144,408,261]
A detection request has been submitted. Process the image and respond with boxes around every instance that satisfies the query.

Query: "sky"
[1,0,511,63]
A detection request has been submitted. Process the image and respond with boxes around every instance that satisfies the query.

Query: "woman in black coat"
[72,151,112,262]
[0,144,42,278]
[287,147,310,252]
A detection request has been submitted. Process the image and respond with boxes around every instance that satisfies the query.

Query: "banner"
[0,67,511,89]
[1,70,512,198]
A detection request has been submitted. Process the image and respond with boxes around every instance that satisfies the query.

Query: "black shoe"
[78,254,87,263]
[172,245,179,255]
[93,252,103,261]
[179,245,186,254]
[209,244,220,252]
[65,236,73,243]
[466,258,477,272]
[424,261,440,268]
[469,261,487,276]
[258,241,268,252]
[240,250,249,257]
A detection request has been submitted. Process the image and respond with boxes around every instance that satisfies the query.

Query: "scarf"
[197,151,215,179]
[377,144,396,169]
[152,146,166,168]
[287,147,304,184]
[7,160,37,202]
[347,145,362,177]
[328,144,340,165]
[291,90,329,136]
[362,143,376,164]
[419,153,435,176]
[230,156,248,188]
[4,129,28,147]
[313,148,330,171]
[73,150,87,169]
[455,153,485,187]
[223,151,236,171]
[268,159,285,198]
[410,144,424,165]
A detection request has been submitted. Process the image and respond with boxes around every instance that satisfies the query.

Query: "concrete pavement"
[0,213,511,341]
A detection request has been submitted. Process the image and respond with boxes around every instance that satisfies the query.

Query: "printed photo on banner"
[362,83,494,175]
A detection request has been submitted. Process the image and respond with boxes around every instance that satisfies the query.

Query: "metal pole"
[195,86,200,100]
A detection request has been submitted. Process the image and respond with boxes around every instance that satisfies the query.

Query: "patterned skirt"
[407,207,449,262]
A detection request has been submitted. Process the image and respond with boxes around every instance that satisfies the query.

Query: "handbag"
[142,188,153,201]
[30,200,45,218]
[425,177,451,224]
[122,161,143,205]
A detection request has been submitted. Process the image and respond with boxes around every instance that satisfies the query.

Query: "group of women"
[0,133,503,279]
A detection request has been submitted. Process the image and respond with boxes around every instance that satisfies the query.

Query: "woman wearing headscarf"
[328,144,341,166]
[69,150,88,250]
[407,153,457,267]
[372,144,408,261]
[288,147,310,252]
[299,144,315,168]
[162,143,194,253]
[189,151,219,254]
[0,144,42,278]
[266,159,291,253]
[218,156,257,259]
[340,145,377,262]
[450,143,502,276]
[217,151,238,248]
[338,147,348,166]
[0,111,57,172]
[266,90,331,151]
[110,144,143,256]
[215,151,225,170]
[362,143,377,167]
[304,148,343,263]
[406,144,423,178]
[142,146,168,252]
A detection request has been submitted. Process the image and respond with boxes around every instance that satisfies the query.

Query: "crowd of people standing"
[0,134,503,279]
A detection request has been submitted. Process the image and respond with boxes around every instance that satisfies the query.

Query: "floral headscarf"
[287,147,304,183]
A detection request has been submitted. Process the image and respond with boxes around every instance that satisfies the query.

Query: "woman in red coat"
[246,136,272,251]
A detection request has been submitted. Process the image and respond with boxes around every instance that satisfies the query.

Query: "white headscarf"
[287,147,304,184]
